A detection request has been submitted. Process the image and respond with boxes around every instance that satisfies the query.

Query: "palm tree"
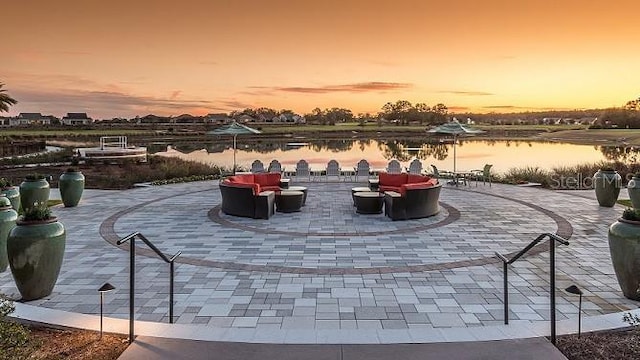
[0,83,18,112]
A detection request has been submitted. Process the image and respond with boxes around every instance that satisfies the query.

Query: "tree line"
[231,100,449,126]
[1,80,639,128]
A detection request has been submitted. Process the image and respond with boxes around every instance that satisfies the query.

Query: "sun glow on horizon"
[2,0,639,118]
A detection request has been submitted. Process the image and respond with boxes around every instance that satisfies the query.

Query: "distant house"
[542,117,561,125]
[205,113,232,124]
[0,116,10,126]
[12,113,51,126]
[62,113,93,125]
[236,114,256,123]
[576,117,598,125]
[173,114,203,124]
[139,114,168,123]
[274,113,305,123]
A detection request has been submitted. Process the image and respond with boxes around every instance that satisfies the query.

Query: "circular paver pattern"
[99,182,571,274]
[4,181,638,337]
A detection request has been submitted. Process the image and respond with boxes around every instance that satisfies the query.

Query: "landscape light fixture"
[565,284,584,338]
[98,282,116,340]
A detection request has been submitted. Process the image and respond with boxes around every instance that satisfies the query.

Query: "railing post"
[495,252,510,324]
[169,260,174,324]
[550,236,557,345]
[127,236,135,344]
[503,261,509,324]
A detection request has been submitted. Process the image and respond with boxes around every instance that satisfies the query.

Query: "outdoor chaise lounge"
[219,173,283,219]
[386,159,402,174]
[407,159,423,175]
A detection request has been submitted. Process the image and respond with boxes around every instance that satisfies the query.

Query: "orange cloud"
[252,82,413,94]
[437,90,494,96]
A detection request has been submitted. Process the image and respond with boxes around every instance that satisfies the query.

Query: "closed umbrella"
[207,121,261,174]
[427,120,484,174]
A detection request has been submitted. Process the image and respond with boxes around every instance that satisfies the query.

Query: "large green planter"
[7,217,66,301]
[19,177,50,211]
[594,169,621,207]
[0,197,18,272]
[627,176,640,209]
[608,218,640,300]
[59,170,85,207]
[1,186,20,211]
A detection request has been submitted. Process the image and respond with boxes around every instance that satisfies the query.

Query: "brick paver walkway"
[1,180,636,343]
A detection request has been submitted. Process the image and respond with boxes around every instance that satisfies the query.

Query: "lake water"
[154,139,635,174]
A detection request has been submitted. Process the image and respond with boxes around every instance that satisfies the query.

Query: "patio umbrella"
[207,121,261,174]
[427,120,484,174]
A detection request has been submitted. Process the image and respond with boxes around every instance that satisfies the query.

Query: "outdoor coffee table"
[351,186,371,206]
[368,178,380,191]
[287,186,308,205]
[279,178,290,189]
[353,191,385,214]
[275,190,304,213]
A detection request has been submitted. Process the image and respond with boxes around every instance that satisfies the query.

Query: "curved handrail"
[117,231,182,343]
[495,232,569,345]
[495,232,569,264]
[118,231,182,263]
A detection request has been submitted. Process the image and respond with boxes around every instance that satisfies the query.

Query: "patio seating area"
[1,179,637,345]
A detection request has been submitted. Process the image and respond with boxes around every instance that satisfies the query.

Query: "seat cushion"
[407,174,431,184]
[379,172,407,187]
[379,185,401,193]
[254,173,281,187]
[227,174,255,184]
[222,180,260,195]
[261,185,281,192]
[399,181,436,196]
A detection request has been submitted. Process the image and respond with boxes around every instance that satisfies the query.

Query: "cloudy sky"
[3,0,639,118]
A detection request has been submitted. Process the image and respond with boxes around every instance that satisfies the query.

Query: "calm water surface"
[154,139,633,174]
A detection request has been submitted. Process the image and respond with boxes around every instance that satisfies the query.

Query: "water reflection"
[153,139,633,174]
[599,145,640,163]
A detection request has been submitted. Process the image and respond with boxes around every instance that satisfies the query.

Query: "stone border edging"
[99,185,573,274]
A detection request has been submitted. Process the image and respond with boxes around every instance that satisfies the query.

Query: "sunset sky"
[3,0,639,119]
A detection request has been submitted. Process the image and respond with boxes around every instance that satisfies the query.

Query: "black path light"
[565,284,584,338]
[98,282,116,340]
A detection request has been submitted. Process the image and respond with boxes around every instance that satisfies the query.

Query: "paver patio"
[1,179,638,343]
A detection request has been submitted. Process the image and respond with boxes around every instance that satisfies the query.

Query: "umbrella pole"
[233,134,237,175]
[453,134,457,174]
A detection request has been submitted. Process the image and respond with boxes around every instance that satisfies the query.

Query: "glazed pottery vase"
[608,218,640,300]
[59,170,85,207]
[0,197,18,272]
[593,170,621,207]
[627,175,640,209]
[1,186,20,211]
[19,177,50,211]
[7,217,66,301]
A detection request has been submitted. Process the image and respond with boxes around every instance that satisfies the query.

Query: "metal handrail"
[495,232,569,345]
[117,231,182,344]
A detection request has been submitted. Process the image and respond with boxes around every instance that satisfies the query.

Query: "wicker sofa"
[375,172,441,220]
[219,173,283,219]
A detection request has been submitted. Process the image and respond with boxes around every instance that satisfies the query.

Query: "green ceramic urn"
[7,216,66,301]
[594,169,621,207]
[19,175,50,211]
[0,197,18,272]
[608,217,640,300]
[1,186,20,211]
[59,169,85,207]
[627,175,640,209]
